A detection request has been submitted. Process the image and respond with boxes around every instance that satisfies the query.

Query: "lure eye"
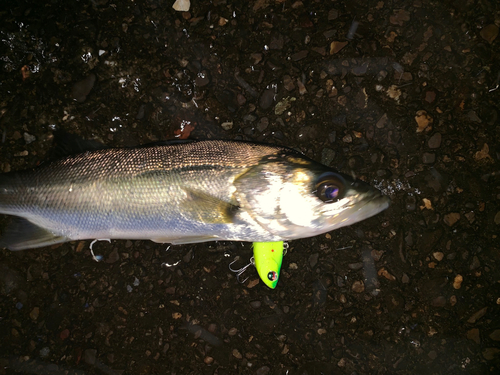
[315,172,345,203]
[267,271,278,281]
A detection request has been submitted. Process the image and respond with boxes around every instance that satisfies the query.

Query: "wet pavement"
[1,0,500,374]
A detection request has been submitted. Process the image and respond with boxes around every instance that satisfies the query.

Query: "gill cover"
[252,241,284,289]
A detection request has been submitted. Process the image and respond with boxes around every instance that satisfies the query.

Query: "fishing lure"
[252,241,285,289]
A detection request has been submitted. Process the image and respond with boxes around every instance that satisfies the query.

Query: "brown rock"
[480,24,499,43]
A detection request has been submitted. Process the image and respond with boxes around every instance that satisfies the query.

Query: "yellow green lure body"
[252,241,284,289]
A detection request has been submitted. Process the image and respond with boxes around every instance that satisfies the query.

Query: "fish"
[0,136,390,251]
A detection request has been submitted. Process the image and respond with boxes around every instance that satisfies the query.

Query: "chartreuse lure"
[252,241,285,289]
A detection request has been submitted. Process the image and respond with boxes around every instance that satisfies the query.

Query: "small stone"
[172,0,190,12]
[480,24,499,43]
[291,50,308,61]
[422,153,435,164]
[250,300,261,309]
[415,110,433,132]
[259,88,275,109]
[444,213,460,226]
[468,307,487,324]
[30,307,39,320]
[489,330,500,341]
[328,9,338,21]
[255,366,271,375]
[204,356,213,364]
[72,73,96,103]
[352,280,365,293]
[431,296,446,307]
[84,349,97,365]
[428,133,441,148]
[342,134,352,143]
[402,273,410,283]
[308,253,319,268]
[425,91,436,103]
[297,79,307,95]
[321,148,335,166]
[256,117,269,132]
[376,113,389,129]
[467,328,480,344]
[433,252,444,261]
[283,75,295,91]
[232,349,242,359]
[482,348,500,361]
[453,274,463,289]
[39,347,50,358]
[23,133,36,144]
[228,327,238,336]
[330,41,348,54]
[221,121,233,130]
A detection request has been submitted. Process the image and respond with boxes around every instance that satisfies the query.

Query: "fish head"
[234,152,390,239]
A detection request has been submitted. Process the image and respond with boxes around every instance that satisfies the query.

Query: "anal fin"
[0,217,68,250]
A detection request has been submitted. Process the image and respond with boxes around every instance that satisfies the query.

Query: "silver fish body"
[0,140,389,250]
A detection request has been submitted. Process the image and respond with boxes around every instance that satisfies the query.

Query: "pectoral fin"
[182,188,239,224]
[0,218,68,251]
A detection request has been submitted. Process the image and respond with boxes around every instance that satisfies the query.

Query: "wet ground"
[1,0,499,374]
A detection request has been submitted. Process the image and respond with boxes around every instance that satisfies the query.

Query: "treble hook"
[228,256,255,284]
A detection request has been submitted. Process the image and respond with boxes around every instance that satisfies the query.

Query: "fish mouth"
[342,188,390,226]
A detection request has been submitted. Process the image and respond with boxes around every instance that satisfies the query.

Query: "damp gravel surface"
[1,1,500,374]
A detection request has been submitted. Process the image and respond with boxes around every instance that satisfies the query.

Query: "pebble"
[489,330,500,341]
[250,300,261,309]
[422,152,435,164]
[415,110,433,132]
[308,253,319,268]
[321,148,335,166]
[480,24,499,43]
[255,366,270,375]
[444,212,460,226]
[376,113,389,129]
[204,356,213,364]
[228,327,238,336]
[467,328,480,344]
[172,0,190,12]
[428,133,441,148]
[23,132,36,144]
[72,73,96,103]
[351,280,365,293]
[483,348,500,360]
[30,307,39,320]
[494,211,500,225]
[468,307,487,324]
[259,88,275,109]
[283,75,295,91]
[256,117,268,132]
[39,347,50,358]
[232,348,242,359]
[84,349,97,365]
[425,91,436,103]
[297,79,307,95]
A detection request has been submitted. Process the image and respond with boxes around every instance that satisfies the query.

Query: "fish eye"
[315,172,345,203]
[267,271,278,281]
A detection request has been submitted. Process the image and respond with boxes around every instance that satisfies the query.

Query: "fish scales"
[0,139,390,250]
